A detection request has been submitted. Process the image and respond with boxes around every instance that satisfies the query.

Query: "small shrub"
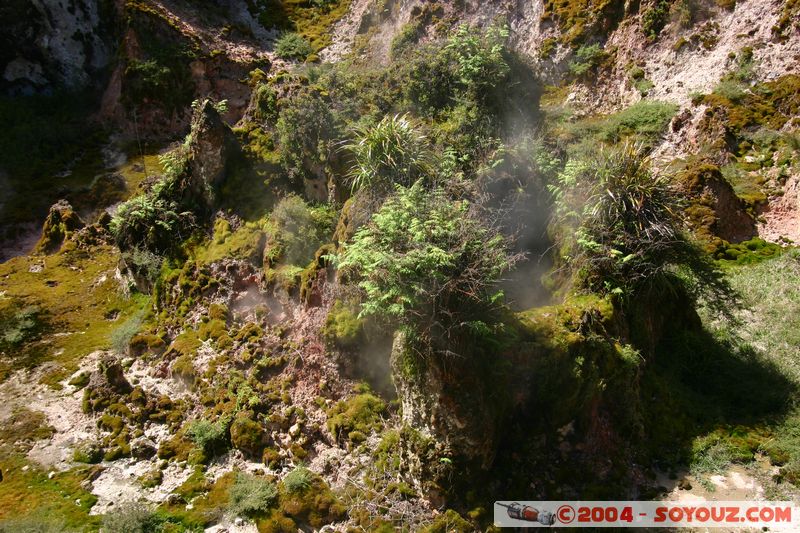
[228,473,278,517]
[713,79,747,102]
[102,503,162,533]
[283,465,313,493]
[326,392,386,444]
[568,44,607,76]
[270,195,335,266]
[186,416,229,455]
[275,32,313,60]
[598,101,678,142]
[445,23,510,99]
[110,311,144,355]
[121,247,163,285]
[275,89,337,183]
[342,114,434,193]
[642,0,671,40]
[0,303,43,350]
[252,83,278,122]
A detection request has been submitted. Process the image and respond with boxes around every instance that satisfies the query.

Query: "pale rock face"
[1,0,114,93]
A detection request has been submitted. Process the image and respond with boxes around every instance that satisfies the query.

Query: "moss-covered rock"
[35,200,85,254]
[326,391,386,446]
[230,411,267,458]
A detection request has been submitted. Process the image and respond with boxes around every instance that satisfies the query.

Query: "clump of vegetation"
[228,473,278,517]
[568,43,608,77]
[642,0,671,40]
[110,145,198,258]
[445,24,511,102]
[342,114,434,193]
[542,0,625,45]
[109,311,144,355]
[269,195,336,266]
[102,503,163,533]
[322,299,363,348]
[326,392,386,444]
[628,65,654,95]
[186,416,229,456]
[252,0,351,51]
[283,465,313,493]
[275,32,313,60]
[337,181,518,336]
[550,142,726,300]
[598,101,678,143]
[275,89,338,185]
[0,302,44,351]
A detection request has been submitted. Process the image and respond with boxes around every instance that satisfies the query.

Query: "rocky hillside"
[0,0,799,531]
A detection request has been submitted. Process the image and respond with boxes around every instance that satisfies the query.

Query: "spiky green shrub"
[275,32,313,60]
[550,143,725,299]
[342,114,433,193]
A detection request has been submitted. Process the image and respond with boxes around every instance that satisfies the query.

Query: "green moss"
[229,412,267,457]
[252,0,352,52]
[0,407,55,447]
[128,333,166,357]
[326,392,386,445]
[701,75,800,147]
[171,354,197,386]
[138,468,163,489]
[72,442,103,464]
[275,475,345,529]
[322,299,363,349]
[542,0,625,45]
[420,509,473,532]
[194,218,267,265]
[166,330,202,358]
[0,244,148,381]
[0,456,100,528]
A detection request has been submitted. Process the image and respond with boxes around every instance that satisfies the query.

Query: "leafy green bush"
[252,83,278,122]
[275,32,313,60]
[342,114,434,193]
[276,89,337,183]
[568,44,607,76]
[337,181,517,332]
[642,0,671,40]
[445,24,510,100]
[228,473,278,517]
